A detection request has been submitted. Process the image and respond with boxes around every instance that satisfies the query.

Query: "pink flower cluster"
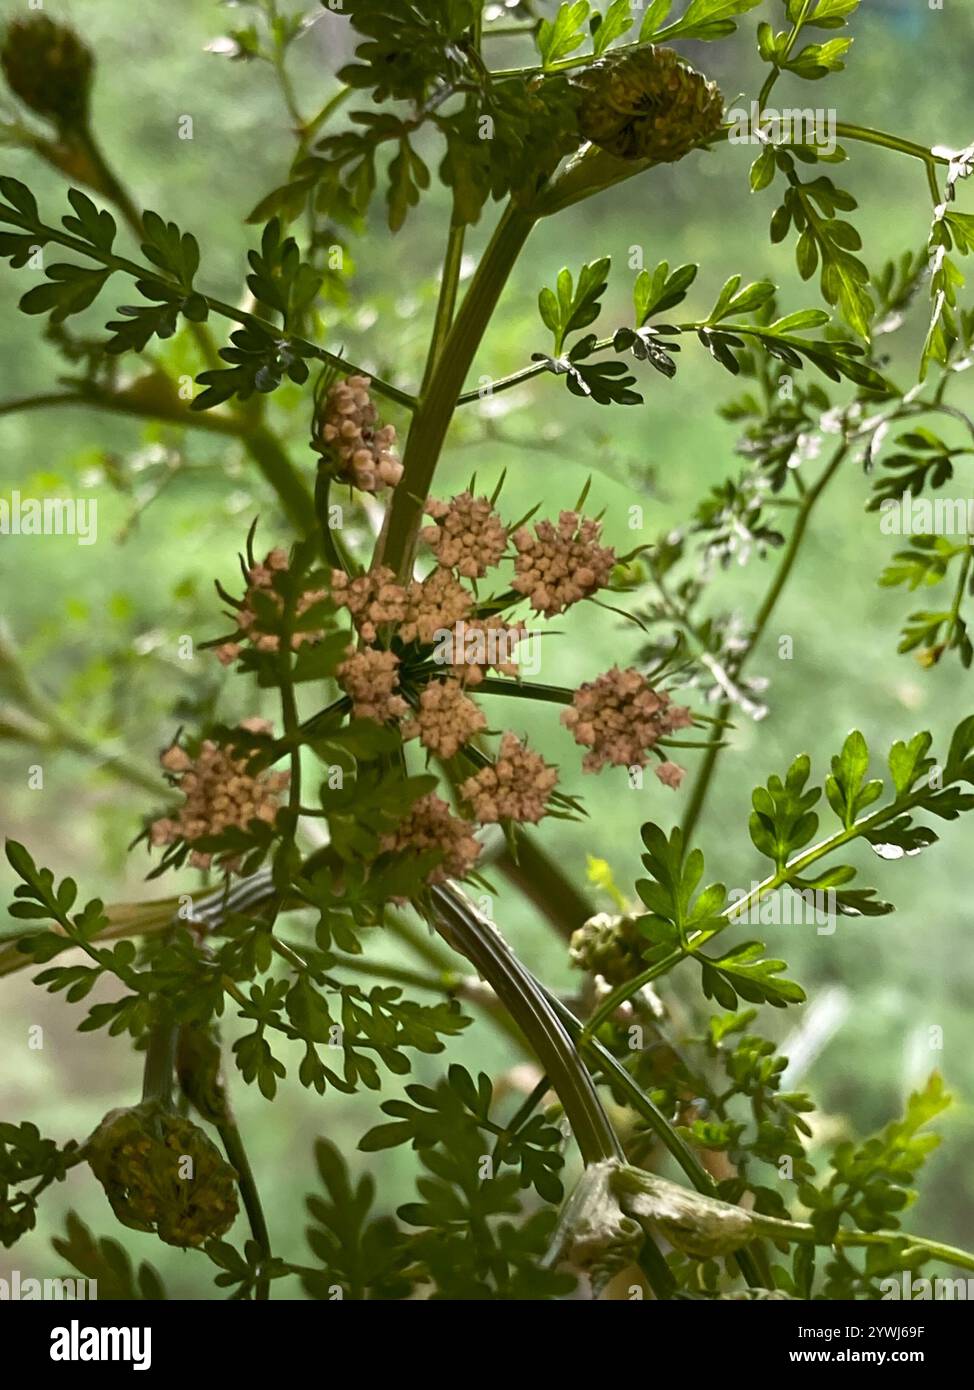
[512,511,616,617]
[319,375,403,492]
[561,665,692,783]
[421,492,509,578]
[460,733,558,824]
[216,549,327,665]
[379,793,482,884]
[149,720,288,871]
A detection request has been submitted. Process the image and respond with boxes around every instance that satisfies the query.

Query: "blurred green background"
[1,0,972,1296]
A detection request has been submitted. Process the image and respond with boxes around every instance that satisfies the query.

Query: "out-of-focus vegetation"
[1,0,972,1296]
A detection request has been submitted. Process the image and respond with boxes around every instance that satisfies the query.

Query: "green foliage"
[52,1212,167,1299]
[1,0,973,1305]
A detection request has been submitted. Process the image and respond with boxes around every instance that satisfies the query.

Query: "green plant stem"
[680,440,849,842]
[379,200,537,576]
[421,216,467,393]
[216,1117,272,1299]
[299,87,352,148]
[428,884,677,1297]
[757,0,812,110]
[141,1015,178,1107]
[430,884,620,1167]
[746,1211,974,1275]
[833,122,954,172]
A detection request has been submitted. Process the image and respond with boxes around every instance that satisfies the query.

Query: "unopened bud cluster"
[569,912,647,986]
[403,679,486,759]
[460,733,558,824]
[319,375,403,492]
[379,793,481,884]
[217,548,327,665]
[150,721,287,870]
[561,666,692,780]
[421,492,509,578]
[336,646,408,722]
[512,511,616,617]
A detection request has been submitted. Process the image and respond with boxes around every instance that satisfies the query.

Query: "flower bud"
[569,911,648,985]
[86,1102,238,1248]
[1,17,94,132]
[574,45,723,164]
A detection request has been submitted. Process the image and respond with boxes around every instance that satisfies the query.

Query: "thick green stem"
[379,202,537,576]
[421,217,467,393]
[141,1015,178,1107]
[430,884,620,1167]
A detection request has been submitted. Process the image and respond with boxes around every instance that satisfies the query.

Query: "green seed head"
[1,16,94,131]
[574,45,724,163]
[86,1103,239,1248]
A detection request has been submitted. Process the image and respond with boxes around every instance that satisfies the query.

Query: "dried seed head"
[86,1102,239,1249]
[574,45,724,163]
[1,17,93,131]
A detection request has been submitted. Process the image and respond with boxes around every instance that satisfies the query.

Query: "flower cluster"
[318,374,402,492]
[379,793,481,884]
[441,614,525,685]
[512,511,616,617]
[421,492,509,578]
[216,548,327,664]
[403,679,487,759]
[149,721,288,870]
[561,666,693,778]
[460,733,558,824]
[401,569,472,645]
[331,567,407,642]
[336,646,408,722]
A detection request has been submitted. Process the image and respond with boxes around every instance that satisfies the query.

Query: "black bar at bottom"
[2,1296,968,1376]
